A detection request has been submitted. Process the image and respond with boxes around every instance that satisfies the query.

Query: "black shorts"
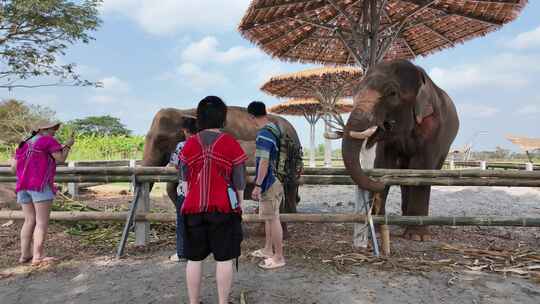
[183,212,243,262]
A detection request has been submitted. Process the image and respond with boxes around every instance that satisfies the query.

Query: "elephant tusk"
[349,126,378,140]
[324,131,343,140]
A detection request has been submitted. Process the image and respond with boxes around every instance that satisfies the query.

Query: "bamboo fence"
[1,167,540,186]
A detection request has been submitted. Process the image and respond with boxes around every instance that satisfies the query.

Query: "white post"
[67,162,79,199]
[525,162,534,171]
[324,114,332,168]
[129,159,136,193]
[135,182,150,246]
[309,123,316,168]
[353,189,368,248]
[353,142,378,248]
[480,160,487,170]
[449,153,455,170]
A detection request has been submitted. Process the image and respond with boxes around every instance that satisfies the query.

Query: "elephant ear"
[414,70,434,125]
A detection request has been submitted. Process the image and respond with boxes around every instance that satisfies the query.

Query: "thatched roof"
[269,98,353,115]
[261,66,362,98]
[239,0,527,65]
[506,135,540,151]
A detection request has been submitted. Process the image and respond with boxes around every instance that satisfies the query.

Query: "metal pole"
[324,113,332,168]
[309,122,316,168]
[116,184,141,258]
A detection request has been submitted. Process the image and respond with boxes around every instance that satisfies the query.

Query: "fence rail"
[1,159,539,170]
[1,211,540,227]
[1,167,540,186]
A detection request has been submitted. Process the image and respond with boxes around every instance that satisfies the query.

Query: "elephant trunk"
[342,106,386,192]
[342,133,385,193]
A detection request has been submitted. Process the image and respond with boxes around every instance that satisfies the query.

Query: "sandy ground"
[1,255,540,304]
[0,184,539,303]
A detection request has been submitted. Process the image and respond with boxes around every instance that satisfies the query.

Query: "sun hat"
[32,120,61,133]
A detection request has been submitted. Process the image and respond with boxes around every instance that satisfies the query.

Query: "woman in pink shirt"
[11,121,74,265]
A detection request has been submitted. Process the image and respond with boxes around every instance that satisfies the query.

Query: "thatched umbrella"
[262,66,361,166]
[269,98,353,167]
[239,0,527,71]
[506,135,540,163]
[262,66,361,128]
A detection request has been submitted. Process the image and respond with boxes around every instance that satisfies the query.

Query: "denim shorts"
[17,185,55,204]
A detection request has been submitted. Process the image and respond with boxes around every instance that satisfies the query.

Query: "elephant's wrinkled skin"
[142,106,301,213]
[341,60,459,241]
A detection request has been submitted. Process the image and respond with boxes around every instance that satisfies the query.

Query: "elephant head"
[341,60,437,192]
[142,108,196,167]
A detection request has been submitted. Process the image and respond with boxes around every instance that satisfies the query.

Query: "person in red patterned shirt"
[179,96,247,304]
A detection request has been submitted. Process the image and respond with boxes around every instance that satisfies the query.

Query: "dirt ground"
[0,184,539,303]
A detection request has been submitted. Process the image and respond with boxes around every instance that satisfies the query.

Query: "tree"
[0,0,102,89]
[493,146,511,160]
[67,115,131,136]
[0,99,56,143]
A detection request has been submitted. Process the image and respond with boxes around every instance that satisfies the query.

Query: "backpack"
[264,124,303,184]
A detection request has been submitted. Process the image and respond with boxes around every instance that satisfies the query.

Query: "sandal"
[250,249,273,259]
[31,257,58,266]
[19,256,33,264]
[258,258,285,270]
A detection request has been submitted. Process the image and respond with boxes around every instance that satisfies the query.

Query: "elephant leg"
[279,181,298,240]
[402,153,434,241]
[402,185,432,241]
[166,182,179,209]
[373,186,390,216]
[400,186,409,215]
[280,181,298,214]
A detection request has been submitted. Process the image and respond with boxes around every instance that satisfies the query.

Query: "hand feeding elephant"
[339,60,459,241]
[142,106,301,214]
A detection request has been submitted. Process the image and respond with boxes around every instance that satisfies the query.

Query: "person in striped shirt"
[247,101,285,270]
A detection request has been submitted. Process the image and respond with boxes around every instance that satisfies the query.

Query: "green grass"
[0,135,144,162]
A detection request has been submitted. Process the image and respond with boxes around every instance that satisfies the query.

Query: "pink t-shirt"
[15,135,63,193]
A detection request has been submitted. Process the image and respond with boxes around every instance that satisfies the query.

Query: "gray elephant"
[339,60,459,241]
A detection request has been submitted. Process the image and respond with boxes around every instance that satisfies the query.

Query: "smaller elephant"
[142,106,302,213]
[339,60,459,241]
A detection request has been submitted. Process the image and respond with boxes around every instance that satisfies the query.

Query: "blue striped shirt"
[255,122,280,193]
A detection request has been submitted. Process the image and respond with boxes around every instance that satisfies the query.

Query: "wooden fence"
[1,164,539,256]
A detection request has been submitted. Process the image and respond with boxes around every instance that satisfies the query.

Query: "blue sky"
[3,1,540,152]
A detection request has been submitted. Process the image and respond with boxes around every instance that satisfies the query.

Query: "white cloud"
[507,26,540,50]
[176,63,228,90]
[99,76,130,93]
[428,53,540,91]
[456,103,500,118]
[101,0,250,35]
[88,95,116,104]
[181,36,261,64]
[87,76,129,105]
[514,104,540,116]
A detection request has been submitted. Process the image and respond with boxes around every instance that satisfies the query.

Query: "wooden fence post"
[67,162,79,199]
[129,159,136,193]
[135,182,150,246]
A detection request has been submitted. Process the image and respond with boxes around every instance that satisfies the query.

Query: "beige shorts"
[259,180,284,220]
